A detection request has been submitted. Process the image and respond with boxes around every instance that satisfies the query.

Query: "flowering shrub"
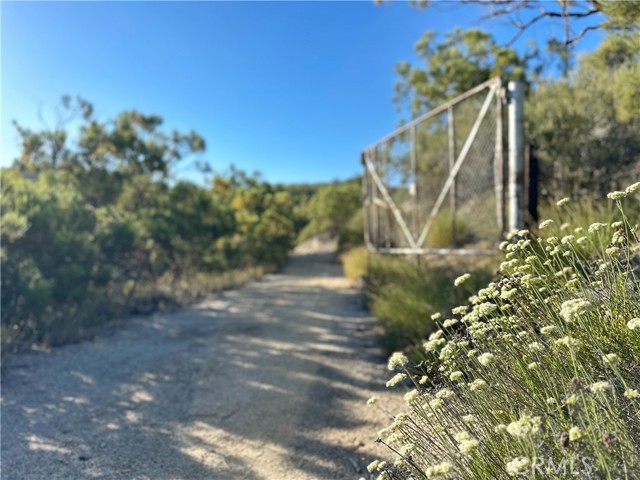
[369,183,640,479]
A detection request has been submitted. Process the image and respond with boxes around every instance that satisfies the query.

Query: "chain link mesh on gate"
[362,77,505,255]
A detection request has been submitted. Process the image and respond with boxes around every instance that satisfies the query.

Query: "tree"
[394,28,533,118]
[526,35,640,199]
[407,1,640,50]
[299,180,362,250]
[2,100,298,353]
[12,96,206,206]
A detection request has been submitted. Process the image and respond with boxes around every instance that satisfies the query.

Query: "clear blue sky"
[1,1,603,184]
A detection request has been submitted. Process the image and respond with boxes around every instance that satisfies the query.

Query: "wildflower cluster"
[368,185,640,479]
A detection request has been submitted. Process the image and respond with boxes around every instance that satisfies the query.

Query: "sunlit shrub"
[366,254,494,352]
[369,182,640,479]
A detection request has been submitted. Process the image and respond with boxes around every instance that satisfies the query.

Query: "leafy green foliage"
[394,24,640,203]
[298,179,362,252]
[1,100,297,354]
[365,254,495,352]
[395,28,531,117]
[527,36,640,200]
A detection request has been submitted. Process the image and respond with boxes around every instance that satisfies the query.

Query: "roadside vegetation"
[370,185,640,479]
[297,178,362,253]
[1,100,298,355]
[357,2,640,478]
[343,249,496,353]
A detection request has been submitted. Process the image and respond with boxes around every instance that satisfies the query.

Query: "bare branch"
[566,23,606,46]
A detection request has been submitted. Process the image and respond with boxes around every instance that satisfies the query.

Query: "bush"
[366,254,495,352]
[369,182,640,479]
[341,246,368,281]
[2,101,299,355]
[337,207,364,253]
[297,179,361,246]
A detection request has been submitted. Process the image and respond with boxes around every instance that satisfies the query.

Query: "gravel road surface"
[1,250,400,479]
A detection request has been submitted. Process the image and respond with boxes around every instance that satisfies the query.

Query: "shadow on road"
[1,252,393,479]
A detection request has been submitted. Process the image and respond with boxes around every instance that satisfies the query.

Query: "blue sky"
[1,1,603,185]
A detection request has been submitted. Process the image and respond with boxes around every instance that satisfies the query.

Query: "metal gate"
[362,78,524,255]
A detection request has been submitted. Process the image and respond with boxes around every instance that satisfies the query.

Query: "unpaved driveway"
[1,251,400,479]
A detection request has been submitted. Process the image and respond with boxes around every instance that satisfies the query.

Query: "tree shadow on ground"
[1,252,392,479]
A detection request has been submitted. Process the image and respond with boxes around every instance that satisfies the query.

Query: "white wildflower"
[425,462,452,478]
[569,426,582,441]
[469,379,487,391]
[450,371,463,381]
[404,389,420,405]
[452,305,468,315]
[393,457,407,468]
[539,219,554,229]
[528,342,544,352]
[367,396,378,405]
[501,288,518,301]
[627,318,640,330]
[477,352,495,366]
[555,336,581,348]
[590,381,611,395]
[429,329,444,340]
[624,389,639,399]
[626,181,640,193]
[436,388,455,400]
[388,352,408,371]
[557,197,570,207]
[588,222,607,233]
[506,457,531,476]
[463,414,476,424]
[507,414,542,438]
[386,373,407,388]
[454,273,471,286]
[443,318,459,328]
[560,298,594,323]
[424,338,445,352]
[607,191,627,200]
[458,438,479,454]
[494,424,507,434]
[603,353,620,365]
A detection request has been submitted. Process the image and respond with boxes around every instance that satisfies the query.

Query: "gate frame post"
[508,81,524,233]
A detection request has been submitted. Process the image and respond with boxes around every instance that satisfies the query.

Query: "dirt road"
[1,251,400,479]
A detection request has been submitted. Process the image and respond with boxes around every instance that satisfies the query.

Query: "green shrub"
[341,246,368,281]
[337,207,364,253]
[369,182,640,479]
[297,179,361,244]
[2,100,299,355]
[366,254,495,352]
[423,210,471,248]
